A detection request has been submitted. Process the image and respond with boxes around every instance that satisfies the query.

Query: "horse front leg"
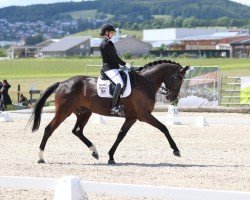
[108,118,137,164]
[142,113,181,157]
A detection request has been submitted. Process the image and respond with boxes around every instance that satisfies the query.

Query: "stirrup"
[111,106,124,117]
[111,107,119,115]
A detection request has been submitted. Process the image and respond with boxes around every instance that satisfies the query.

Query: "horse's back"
[56,75,97,95]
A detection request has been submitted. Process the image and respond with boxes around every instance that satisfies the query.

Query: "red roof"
[188,71,219,86]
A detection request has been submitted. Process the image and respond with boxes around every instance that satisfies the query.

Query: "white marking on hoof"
[38,150,44,160]
[89,145,98,154]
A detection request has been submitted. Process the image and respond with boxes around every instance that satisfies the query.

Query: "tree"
[174,16,184,27]
[216,16,230,27]
[25,34,44,45]
[182,16,198,28]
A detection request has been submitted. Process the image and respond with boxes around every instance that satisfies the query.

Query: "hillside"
[0,0,249,23]
[0,0,250,41]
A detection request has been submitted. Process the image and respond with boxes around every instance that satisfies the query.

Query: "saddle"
[97,69,132,98]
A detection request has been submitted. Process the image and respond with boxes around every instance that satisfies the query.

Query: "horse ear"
[180,66,190,74]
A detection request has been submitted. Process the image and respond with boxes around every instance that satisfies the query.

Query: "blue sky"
[0,0,249,8]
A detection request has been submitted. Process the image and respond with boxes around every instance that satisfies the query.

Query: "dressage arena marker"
[0,111,13,122]
[53,176,88,200]
[195,116,209,127]
[166,105,182,125]
[91,114,106,124]
[1,176,250,200]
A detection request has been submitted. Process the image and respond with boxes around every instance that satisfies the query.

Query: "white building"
[143,28,249,48]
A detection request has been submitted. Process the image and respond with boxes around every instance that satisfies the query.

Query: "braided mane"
[138,60,181,71]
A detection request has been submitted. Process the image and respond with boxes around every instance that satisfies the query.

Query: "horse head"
[163,65,189,102]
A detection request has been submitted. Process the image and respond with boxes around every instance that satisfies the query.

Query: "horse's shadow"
[48,161,250,168]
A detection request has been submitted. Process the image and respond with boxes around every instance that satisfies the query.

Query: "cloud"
[230,0,250,6]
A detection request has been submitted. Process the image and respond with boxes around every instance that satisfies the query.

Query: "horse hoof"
[173,151,181,157]
[92,152,99,160]
[38,159,45,164]
[108,160,116,165]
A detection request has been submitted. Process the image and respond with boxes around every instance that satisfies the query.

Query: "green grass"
[74,29,143,40]
[0,58,102,78]
[172,58,250,76]
[1,57,249,103]
[64,9,97,19]
[0,48,7,57]
[62,9,114,20]
[1,58,250,79]
[153,15,173,20]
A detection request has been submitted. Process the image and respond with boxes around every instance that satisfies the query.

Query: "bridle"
[158,67,184,97]
[134,66,184,99]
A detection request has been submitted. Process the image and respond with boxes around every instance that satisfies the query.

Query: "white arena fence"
[1,176,250,200]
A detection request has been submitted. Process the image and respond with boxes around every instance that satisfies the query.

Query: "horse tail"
[29,82,60,132]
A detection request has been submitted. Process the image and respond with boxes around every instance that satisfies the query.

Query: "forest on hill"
[0,0,250,41]
[0,0,249,29]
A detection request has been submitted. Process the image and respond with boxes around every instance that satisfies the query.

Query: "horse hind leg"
[72,109,99,160]
[38,109,71,163]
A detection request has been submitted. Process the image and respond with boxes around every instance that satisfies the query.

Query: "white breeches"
[104,69,124,88]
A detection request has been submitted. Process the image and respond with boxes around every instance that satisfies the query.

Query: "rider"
[99,24,131,114]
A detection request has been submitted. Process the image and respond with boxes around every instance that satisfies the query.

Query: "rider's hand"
[125,63,132,69]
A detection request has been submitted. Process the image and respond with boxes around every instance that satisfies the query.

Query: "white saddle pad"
[97,70,131,98]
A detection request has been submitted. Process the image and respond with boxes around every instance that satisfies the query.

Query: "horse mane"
[137,60,181,72]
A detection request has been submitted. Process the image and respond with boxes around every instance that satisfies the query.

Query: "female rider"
[99,24,131,114]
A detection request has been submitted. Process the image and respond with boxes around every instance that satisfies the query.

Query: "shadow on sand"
[47,161,250,168]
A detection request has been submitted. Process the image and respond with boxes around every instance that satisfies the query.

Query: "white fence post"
[53,176,88,200]
[0,111,13,122]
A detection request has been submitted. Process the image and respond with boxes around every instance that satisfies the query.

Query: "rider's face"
[108,31,115,38]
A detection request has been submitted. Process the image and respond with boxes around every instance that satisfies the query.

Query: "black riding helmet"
[100,24,116,36]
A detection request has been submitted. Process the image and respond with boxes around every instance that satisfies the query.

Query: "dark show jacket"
[0,84,12,105]
[99,37,126,72]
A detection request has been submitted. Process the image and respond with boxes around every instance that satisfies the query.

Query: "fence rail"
[220,76,249,107]
[1,176,250,200]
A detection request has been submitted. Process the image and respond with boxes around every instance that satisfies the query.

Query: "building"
[8,46,38,58]
[7,39,59,58]
[231,38,250,58]
[35,39,60,49]
[90,38,102,56]
[144,28,249,48]
[40,36,91,57]
[90,36,151,57]
[148,28,250,58]
[114,36,151,56]
[144,28,226,44]
[180,33,250,51]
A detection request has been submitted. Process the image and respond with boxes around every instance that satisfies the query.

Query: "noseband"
[158,67,184,97]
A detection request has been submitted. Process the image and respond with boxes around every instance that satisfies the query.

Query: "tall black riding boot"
[111,83,122,114]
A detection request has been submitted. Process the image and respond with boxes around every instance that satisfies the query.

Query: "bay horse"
[29,60,189,164]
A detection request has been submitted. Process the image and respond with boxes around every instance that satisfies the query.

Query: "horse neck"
[141,64,173,92]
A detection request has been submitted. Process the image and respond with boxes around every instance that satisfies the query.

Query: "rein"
[160,67,184,95]
[132,65,183,98]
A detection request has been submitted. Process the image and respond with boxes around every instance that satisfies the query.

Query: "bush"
[0,49,7,57]
[171,52,178,58]
[142,54,149,59]
[123,52,132,59]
